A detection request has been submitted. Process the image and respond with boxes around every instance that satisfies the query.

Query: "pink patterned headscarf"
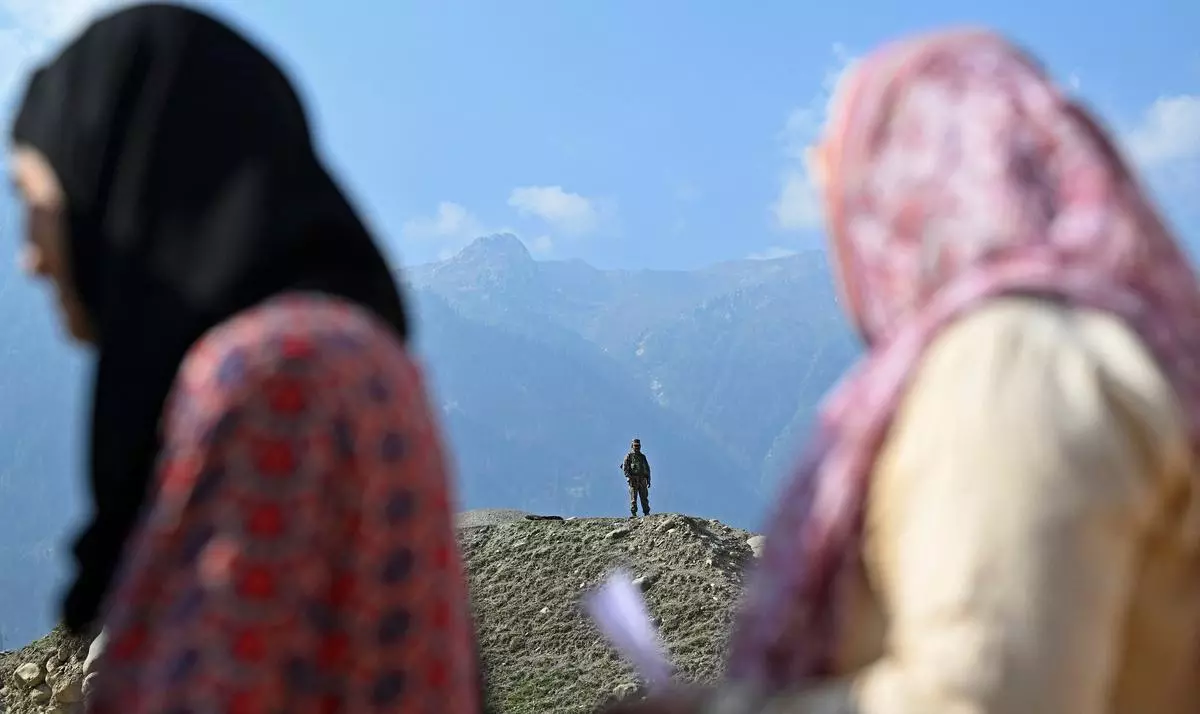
[727,28,1200,690]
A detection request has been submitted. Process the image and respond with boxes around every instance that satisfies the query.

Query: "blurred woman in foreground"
[614,28,1200,714]
[10,4,479,711]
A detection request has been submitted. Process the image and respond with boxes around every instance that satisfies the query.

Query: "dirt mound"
[2,513,757,713]
[462,513,754,713]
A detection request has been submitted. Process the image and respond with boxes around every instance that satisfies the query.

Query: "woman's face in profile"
[9,145,95,344]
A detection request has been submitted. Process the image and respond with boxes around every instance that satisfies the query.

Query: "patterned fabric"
[86,294,479,713]
[728,28,1200,691]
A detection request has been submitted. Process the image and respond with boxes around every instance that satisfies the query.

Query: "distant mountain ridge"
[406,233,860,525]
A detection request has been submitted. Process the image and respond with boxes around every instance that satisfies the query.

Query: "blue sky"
[0,0,1195,637]
[2,0,1198,271]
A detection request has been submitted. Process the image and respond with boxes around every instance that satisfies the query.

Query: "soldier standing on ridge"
[621,438,652,518]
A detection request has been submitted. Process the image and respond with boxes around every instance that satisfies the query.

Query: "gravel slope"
[461,513,753,713]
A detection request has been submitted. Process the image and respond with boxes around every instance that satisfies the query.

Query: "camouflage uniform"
[621,442,652,517]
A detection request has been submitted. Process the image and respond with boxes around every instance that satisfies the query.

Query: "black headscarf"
[11,3,409,634]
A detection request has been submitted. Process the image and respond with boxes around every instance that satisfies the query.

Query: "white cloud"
[507,185,599,237]
[772,168,822,233]
[746,246,798,261]
[400,201,487,247]
[400,193,587,259]
[1124,94,1200,169]
[771,43,859,233]
[0,0,123,99]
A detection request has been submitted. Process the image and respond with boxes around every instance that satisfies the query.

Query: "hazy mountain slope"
[410,234,747,359]
[632,274,858,476]
[756,326,862,490]
[411,291,755,525]
[409,235,858,508]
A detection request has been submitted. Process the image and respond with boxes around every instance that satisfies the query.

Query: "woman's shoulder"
[178,292,412,388]
[933,297,1181,416]
[913,296,1191,480]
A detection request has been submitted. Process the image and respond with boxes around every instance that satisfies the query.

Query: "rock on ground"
[0,626,93,714]
[746,535,767,558]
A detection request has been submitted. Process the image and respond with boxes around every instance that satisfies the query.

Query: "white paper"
[584,569,676,688]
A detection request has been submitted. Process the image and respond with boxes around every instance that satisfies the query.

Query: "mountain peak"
[457,233,533,264]
[432,233,539,287]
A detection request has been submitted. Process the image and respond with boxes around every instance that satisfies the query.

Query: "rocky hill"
[1,511,763,713]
